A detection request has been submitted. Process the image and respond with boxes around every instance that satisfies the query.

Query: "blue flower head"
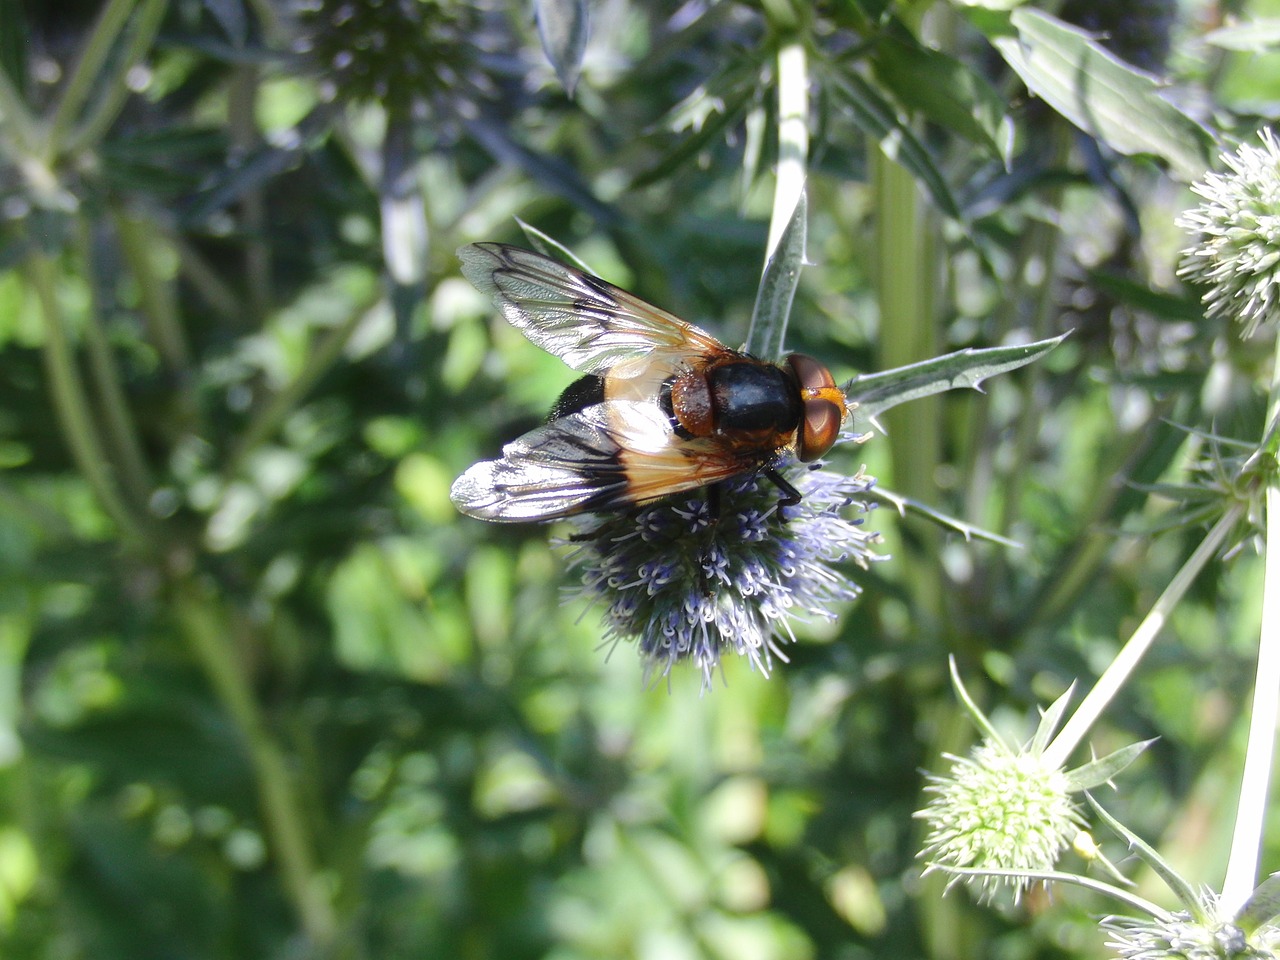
[563,463,883,688]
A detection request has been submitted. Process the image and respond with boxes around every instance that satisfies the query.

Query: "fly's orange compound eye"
[786,353,846,462]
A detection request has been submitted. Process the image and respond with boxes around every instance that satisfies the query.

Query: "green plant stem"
[230,66,273,325]
[243,0,285,43]
[173,579,336,945]
[112,206,192,373]
[162,225,245,324]
[873,149,941,618]
[46,0,138,158]
[64,0,169,155]
[766,40,808,260]
[0,53,38,153]
[1221,481,1280,915]
[26,251,147,548]
[1043,503,1244,770]
[76,219,154,511]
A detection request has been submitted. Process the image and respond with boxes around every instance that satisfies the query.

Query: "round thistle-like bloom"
[290,0,487,108]
[1104,907,1280,960]
[563,464,881,688]
[917,740,1086,901]
[1178,130,1280,338]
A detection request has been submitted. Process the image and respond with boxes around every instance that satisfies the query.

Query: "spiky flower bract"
[1104,899,1280,960]
[1178,129,1280,338]
[918,740,1086,902]
[563,464,882,688]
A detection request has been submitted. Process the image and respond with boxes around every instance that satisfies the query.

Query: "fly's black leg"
[764,468,802,508]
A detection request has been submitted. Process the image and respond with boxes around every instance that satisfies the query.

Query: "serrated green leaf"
[1065,739,1156,791]
[745,191,805,360]
[991,9,1216,181]
[1204,20,1280,52]
[827,69,962,220]
[535,0,590,96]
[1087,793,1208,922]
[1235,872,1280,934]
[844,334,1068,422]
[870,36,1007,160]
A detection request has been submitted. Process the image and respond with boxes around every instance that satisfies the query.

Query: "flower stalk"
[1042,502,1244,770]
[766,40,808,261]
[1221,325,1280,914]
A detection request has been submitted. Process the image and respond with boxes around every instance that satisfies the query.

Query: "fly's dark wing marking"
[449,401,759,522]
[458,242,727,377]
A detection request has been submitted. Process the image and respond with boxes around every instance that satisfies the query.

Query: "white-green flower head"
[1178,129,1280,338]
[918,740,1085,902]
[1104,901,1280,959]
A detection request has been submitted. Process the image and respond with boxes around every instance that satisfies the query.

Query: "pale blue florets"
[564,464,882,687]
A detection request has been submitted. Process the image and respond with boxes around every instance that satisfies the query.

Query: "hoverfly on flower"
[450,243,850,522]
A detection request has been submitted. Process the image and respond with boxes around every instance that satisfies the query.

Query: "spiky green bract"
[1178,130,1280,338]
[562,465,882,689]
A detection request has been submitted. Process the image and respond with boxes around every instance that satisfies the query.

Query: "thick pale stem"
[766,42,807,260]
[1221,484,1280,915]
[1220,331,1280,915]
[1043,505,1243,770]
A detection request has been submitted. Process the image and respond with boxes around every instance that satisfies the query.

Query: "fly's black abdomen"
[708,362,800,433]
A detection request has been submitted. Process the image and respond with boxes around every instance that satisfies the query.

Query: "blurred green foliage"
[0,0,1273,957]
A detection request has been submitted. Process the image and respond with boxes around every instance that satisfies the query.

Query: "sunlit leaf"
[1203,19,1280,52]
[535,0,590,95]
[989,8,1216,181]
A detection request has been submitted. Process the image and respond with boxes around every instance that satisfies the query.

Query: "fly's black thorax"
[707,360,800,434]
[550,374,606,421]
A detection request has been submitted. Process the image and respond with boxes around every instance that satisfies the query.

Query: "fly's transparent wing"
[450,401,757,522]
[459,243,727,376]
